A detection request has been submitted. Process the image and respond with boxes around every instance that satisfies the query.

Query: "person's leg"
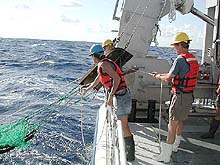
[154,119,176,162]
[201,117,220,139]
[118,116,132,137]
[201,96,220,139]
[114,90,135,161]
[154,94,177,162]
[167,94,185,145]
[172,93,192,151]
[214,95,220,121]
[173,120,183,152]
[113,89,132,137]
[118,115,135,161]
[176,120,184,135]
[167,120,178,144]
[215,106,220,120]
[154,93,192,162]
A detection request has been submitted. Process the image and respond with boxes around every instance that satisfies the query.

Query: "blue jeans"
[113,88,132,117]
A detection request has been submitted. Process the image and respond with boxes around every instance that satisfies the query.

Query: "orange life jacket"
[98,58,127,91]
[171,53,199,93]
[216,79,220,94]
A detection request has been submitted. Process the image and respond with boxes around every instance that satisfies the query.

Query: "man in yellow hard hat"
[102,39,114,47]
[102,39,115,56]
[170,32,191,45]
[150,32,199,162]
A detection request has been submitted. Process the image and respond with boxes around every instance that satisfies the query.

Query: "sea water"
[0,38,201,164]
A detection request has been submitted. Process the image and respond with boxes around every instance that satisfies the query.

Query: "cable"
[168,0,177,23]
[80,97,85,147]
[117,0,146,41]
[124,0,152,49]
[0,78,80,123]
[158,81,163,146]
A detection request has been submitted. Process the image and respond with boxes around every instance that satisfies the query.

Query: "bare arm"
[151,72,174,82]
[101,61,120,106]
[81,75,100,94]
[101,61,120,96]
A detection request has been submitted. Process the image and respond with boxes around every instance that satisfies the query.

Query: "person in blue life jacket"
[81,43,135,161]
[150,32,199,163]
[201,78,220,139]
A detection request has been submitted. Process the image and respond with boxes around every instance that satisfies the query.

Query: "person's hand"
[149,72,161,80]
[80,85,88,95]
[107,95,113,107]
[155,73,161,79]
[149,72,158,77]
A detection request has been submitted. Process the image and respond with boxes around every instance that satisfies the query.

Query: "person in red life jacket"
[81,43,135,161]
[201,78,220,138]
[150,32,199,163]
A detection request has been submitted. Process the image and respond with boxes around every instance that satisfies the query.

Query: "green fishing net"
[0,85,90,153]
[0,118,37,150]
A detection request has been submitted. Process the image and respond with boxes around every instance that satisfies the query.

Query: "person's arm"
[151,57,180,81]
[122,68,137,75]
[101,61,120,106]
[81,75,100,94]
[154,72,174,82]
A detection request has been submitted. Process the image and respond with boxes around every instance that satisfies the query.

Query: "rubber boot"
[201,118,220,139]
[124,135,135,161]
[173,135,181,152]
[153,142,172,163]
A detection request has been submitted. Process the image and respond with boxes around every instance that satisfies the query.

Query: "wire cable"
[158,81,163,146]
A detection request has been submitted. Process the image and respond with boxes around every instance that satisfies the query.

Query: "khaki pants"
[169,93,193,121]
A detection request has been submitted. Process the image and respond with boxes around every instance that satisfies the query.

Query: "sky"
[0,0,206,49]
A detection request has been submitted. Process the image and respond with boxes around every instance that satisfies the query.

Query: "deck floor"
[128,113,220,165]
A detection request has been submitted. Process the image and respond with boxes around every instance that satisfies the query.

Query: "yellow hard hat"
[171,32,191,45]
[102,39,113,47]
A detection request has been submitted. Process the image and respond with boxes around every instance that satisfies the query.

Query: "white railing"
[91,104,127,165]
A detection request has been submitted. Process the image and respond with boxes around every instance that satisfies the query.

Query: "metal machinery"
[112,0,220,121]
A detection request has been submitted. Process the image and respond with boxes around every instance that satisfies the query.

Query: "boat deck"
[128,112,220,165]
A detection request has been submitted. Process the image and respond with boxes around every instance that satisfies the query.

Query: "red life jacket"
[98,58,127,91]
[171,53,199,93]
[216,79,220,94]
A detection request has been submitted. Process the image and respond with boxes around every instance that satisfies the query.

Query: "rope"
[151,24,161,46]
[158,81,163,146]
[0,81,96,153]
[115,0,152,49]
[80,96,85,147]
[124,0,152,49]
[116,0,146,44]
[168,0,177,23]
[106,108,110,165]
[151,0,167,46]
[93,93,121,164]
[0,78,80,123]
[158,0,168,21]
[25,85,80,121]
[34,87,95,127]
[109,105,119,164]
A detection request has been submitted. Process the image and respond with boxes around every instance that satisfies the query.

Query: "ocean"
[0,38,202,164]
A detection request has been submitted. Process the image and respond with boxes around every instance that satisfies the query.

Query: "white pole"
[117,120,127,165]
